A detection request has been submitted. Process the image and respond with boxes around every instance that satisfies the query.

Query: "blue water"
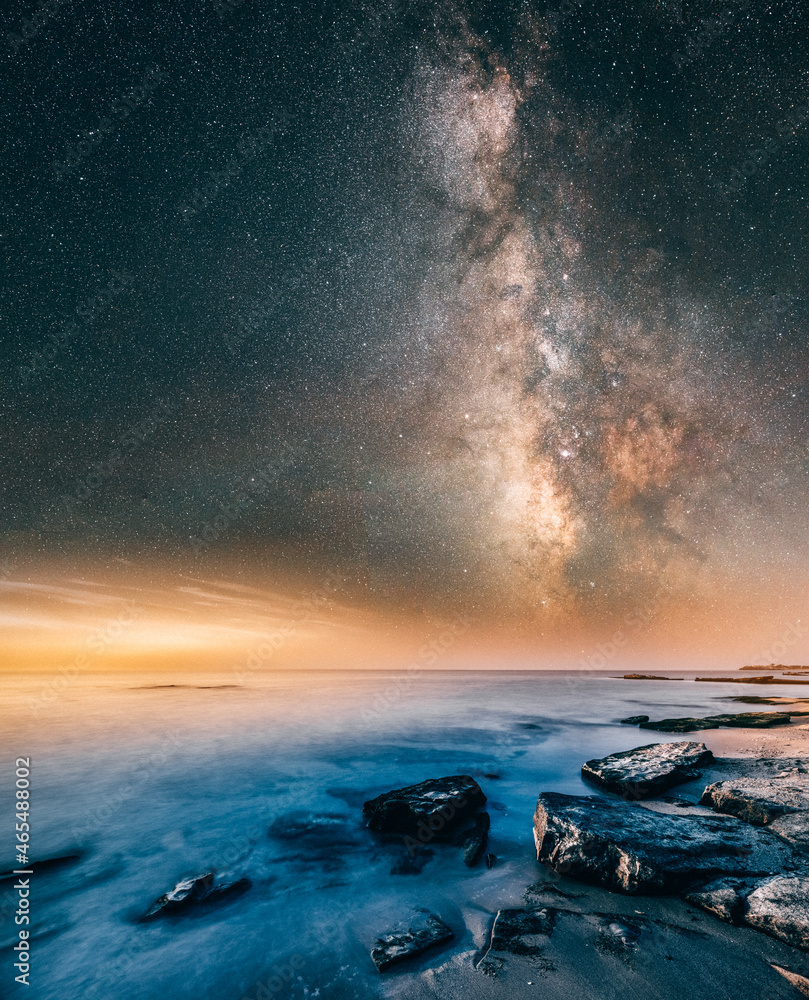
[1,669,805,999]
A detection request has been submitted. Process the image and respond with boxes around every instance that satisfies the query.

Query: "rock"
[622,674,673,680]
[620,715,649,725]
[390,846,433,875]
[370,911,454,971]
[484,853,497,869]
[771,965,809,997]
[639,711,792,733]
[269,811,358,845]
[770,812,809,847]
[582,741,714,799]
[486,907,555,955]
[682,877,755,923]
[744,876,809,950]
[363,775,486,842]
[707,712,793,727]
[461,812,490,867]
[639,717,721,733]
[143,872,251,919]
[700,777,809,826]
[533,792,787,894]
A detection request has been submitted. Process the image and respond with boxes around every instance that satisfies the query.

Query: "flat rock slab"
[363,775,486,841]
[534,792,791,894]
[683,877,758,923]
[486,907,556,955]
[686,875,809,950]
[700,777,809,826]
[370,911,453,971]
[582,742,713,799]
[638,712,792,733]
[746,876,809,950]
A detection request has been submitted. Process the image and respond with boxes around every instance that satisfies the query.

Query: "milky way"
[2,0,808,656]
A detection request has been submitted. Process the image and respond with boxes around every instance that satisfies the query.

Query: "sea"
[1,668,805,1000]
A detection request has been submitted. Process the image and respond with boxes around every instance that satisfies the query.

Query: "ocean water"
[1,669,805,1000]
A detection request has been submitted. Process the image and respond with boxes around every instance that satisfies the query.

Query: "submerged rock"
[269,811,359,845]
[700,777,809,826]
[533,792,788,894]
[620,715,650,725]
[143,872,250,919]
[370,911,454,971]
[582,741,713,799]
[744,876,809,950]
[461,812,490,867]
[486,907,555,955]
[390,846,433,875]
[363,775,486,842]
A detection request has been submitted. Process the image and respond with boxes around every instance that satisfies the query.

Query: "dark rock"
[622,674,674,680]
[682,877,755,923]
[143,872,250,919]
[639,717,720,733]
[700,777,809,826]
[487,907,555,955]
[706,712,792,728]
[461,812,490,867]
[582,741,713,799]
[620,715,649,725]
[639,711,792,733]
[533,792,789,894]
[370,911,453,971]
[363,775,486,842]
[484,853,497,869]
[770,812,809,847]
[744,876,809,950]
[390,847,433,875]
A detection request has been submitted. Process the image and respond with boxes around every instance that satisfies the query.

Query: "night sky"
[2,0,809,667]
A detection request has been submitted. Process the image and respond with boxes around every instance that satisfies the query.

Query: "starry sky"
[2,0,809,669]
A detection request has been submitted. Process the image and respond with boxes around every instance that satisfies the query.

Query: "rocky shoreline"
[370,718,809,997]
[123,708,809,998]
